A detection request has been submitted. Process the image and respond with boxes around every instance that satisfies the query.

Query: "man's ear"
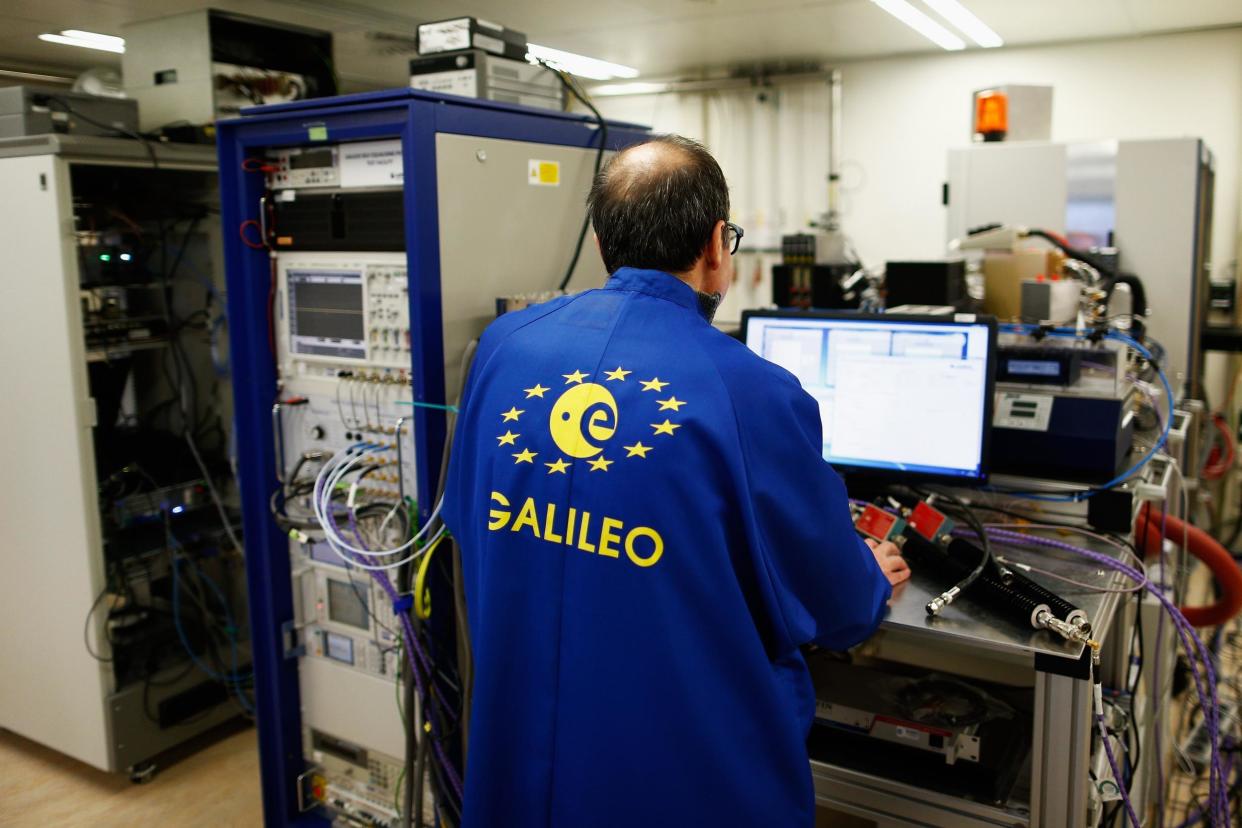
[703,220,726,272]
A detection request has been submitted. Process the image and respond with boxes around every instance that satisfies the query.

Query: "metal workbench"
[811,526,1131,827]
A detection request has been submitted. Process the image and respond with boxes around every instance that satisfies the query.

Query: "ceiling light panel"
[868,0,966,51]
[526,44,639,81]
[920,0,1003,47]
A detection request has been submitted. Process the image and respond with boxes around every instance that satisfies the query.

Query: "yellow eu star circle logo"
[497,367,685,471]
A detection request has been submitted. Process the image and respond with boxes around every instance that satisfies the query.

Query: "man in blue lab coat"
[442,135,908,827]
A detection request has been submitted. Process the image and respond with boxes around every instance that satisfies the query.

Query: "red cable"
[1135,505,1242,626]
[239,219,266,250]
[241,157,278,173]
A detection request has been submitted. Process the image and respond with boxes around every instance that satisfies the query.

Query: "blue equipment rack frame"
[216,89,649,826]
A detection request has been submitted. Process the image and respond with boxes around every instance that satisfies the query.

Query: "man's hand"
[864,538,911,586]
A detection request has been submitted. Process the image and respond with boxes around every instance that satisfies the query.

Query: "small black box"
[271,191,405,251]
[417,17,528,61]
[885,259,968,308]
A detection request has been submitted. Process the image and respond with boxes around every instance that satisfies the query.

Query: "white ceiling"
[4,0,1242,87]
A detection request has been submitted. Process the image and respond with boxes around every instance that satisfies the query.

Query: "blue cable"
[169,533,255,714]
[991,324,1175,502]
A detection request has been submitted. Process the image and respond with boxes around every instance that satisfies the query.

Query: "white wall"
[593,27,1242,325]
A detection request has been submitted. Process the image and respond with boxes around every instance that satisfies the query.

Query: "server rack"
[216,89,648,826]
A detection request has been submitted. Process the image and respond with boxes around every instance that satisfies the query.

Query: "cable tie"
[392,594,413,614]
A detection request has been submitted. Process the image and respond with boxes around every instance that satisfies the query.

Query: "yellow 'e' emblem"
[548,382,618,459]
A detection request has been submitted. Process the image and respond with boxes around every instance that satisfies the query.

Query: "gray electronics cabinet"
[0,135,244,776]
[946,138,1215,393]
[122,9,335,131]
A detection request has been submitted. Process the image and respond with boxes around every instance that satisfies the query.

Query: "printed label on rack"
[410,69,478,98]
[528,160,560,186]
[340,140,404,188]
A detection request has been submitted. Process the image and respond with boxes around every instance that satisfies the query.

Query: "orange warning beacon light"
[974,89,1008,142]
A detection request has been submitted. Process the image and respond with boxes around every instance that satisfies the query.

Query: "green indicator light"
[99,253,111,262]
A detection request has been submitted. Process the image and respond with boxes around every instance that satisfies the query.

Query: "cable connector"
[1037,610,1098,648]
[926,586,961,616]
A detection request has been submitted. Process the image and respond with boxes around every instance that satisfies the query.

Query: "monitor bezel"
[740,308,998,485]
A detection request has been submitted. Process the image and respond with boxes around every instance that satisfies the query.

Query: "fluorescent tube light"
[61,30,127,49]
[591,82,670,97]
[38,32,126,54]
[526,44,639,81]
[868,0,966,51]
[920,0,1003,48]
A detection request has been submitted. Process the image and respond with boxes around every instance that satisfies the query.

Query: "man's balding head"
[587,135,730,275]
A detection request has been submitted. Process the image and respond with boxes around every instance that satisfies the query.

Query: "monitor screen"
[742,311,996,481]
[287,268,366,360]
[326,578,370,631]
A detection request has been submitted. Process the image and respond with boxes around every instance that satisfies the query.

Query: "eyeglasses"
[725,221,744,255]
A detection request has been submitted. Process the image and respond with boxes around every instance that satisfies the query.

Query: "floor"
[0,626,1231,828]
[0,723,262,827]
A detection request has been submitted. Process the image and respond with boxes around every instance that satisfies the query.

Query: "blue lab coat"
[442,267,892,827]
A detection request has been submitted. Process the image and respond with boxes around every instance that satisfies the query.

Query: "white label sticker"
[419,20,470,53]
[472,32,506,55]
[893,726,923,742]
[410,69,478,98]
[339,139,404,188]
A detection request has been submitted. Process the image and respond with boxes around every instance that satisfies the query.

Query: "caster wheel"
[129,761,157,784]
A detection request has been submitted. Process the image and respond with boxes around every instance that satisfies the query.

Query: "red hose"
[1201,413,1235,480]
[1135,506,1242,626]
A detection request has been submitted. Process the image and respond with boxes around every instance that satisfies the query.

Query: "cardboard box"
[982,249,1051,319]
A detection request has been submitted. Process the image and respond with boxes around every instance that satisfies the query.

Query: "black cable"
[1025,228,1117,280]
[83,580,116,662]
[537,61,609,292]
[1128,590,1145,697]
[917,487,994,615]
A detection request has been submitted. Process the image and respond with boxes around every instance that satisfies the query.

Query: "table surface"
[877,524,1130,661]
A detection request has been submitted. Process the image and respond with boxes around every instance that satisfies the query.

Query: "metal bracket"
[1133,454,1175,503]
[272,402,287,483]
[281,619,305,659]
[295,765,324,812]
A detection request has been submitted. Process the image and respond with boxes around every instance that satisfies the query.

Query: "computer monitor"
[741,310,997,483]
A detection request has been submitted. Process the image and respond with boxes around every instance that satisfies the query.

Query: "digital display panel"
[327,578,369,631]
[289,148,335,170]
[287,269,366,360]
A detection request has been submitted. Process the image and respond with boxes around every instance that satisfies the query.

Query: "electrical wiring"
[83,581,118,663]
[310,444,443,566]
[536,59,609,293]
[1092,654,1142,827]
[414,529,448,620]
[168,535,254,716]
[986,526,1231,825]
[239,219,266,250]
[916,487,994,616]
[992,554,1143,594]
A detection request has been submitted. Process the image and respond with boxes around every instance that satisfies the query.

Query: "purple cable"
[1097,700,1141,826]
[333,484,466,800]
[1174,747,1236,828]
[1156,504,1170,828]
[989,529,1226,816]
[986,528,1229,825]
